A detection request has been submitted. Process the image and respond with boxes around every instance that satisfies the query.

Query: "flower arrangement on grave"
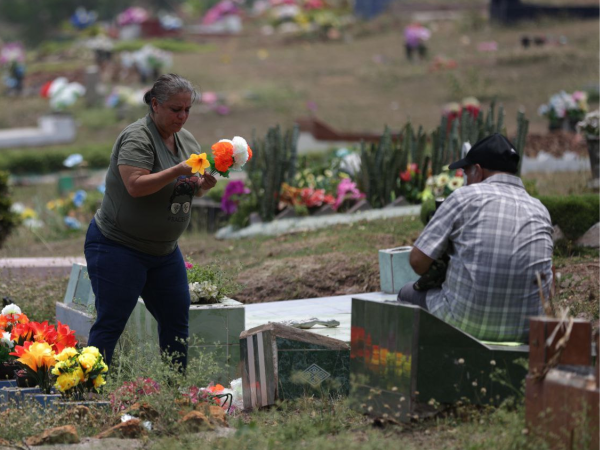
[420,167,465,202]
[279,183,336,215]
[51,346,108,398]
[0,304,28,367]
[46,188,105,232]
[538,90,588,130]
[186,260,241,305]
[398,163,424,204]
[186,136,253,179]
[10,320,77,352]
[333,177,365,211]
[577,110,600,139]
[110,377,161,413]
[183,379,243,415]
[443,97,480,131]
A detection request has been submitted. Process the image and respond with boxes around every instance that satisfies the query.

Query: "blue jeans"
[84,219,190,369]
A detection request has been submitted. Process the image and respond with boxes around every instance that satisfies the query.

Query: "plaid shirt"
[415,174,553,342]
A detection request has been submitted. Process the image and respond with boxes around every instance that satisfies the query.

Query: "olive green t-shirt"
[95,115,201,256]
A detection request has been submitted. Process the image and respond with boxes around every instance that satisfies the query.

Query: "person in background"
[404,22,431,61]
[398,133,554,343]
[85,73,217,369]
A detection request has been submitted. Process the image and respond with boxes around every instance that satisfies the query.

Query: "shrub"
[537,194,599,241]
[0,144,112,174]
[0,170,20,248]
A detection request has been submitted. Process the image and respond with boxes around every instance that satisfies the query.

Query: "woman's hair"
[143,73,198,115]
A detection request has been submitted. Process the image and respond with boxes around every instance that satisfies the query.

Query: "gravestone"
[378,247,420,294]
[525,317,598,450]
[240,323,350,410]
[350,298,529,422]
[56,264,244,381]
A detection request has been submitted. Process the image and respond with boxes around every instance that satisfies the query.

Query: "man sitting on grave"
[397,133,554,343]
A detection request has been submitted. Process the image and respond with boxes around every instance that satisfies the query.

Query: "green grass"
[113,39,216,54]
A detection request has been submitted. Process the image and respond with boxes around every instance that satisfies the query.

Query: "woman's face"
[152,91,192,136]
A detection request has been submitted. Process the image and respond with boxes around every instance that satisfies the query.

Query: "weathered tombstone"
[350,298,529,422]
[56,264,245,381]
[525,317,598,449]
[56,264,95,342]
[240,323,350,410]
[378,247,420,294]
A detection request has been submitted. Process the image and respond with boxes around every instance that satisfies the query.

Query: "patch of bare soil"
[524,131,588,158]
[554,258,599,323]
[235,252,380,303]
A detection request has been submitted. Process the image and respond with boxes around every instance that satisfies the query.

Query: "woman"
[85,73,216,369]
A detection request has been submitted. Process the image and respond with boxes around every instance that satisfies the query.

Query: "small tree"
[0,170,19,249]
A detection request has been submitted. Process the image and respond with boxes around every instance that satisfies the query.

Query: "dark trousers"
[84,219,190,369]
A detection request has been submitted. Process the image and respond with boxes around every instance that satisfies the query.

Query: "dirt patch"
[236,252,380,303]
[554,258,599,323]
[524,131,588,158]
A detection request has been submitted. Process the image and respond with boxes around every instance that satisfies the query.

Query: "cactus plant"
[431,100,528,176]
[0,171,19,249]
[247,125,299,221]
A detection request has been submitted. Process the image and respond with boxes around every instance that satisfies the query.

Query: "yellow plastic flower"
[100,362,108,373]
[78,352,97,372]
[185,153,211,175]
[21,208,37,220]
[56,373,79,392]
[46,201,56,210]
[81,346,100,358]
[56,347,78,362]
[92,375,106,389]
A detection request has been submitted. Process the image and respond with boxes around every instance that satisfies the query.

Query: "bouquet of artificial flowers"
[186,136,253,178]
[52,346,108,398]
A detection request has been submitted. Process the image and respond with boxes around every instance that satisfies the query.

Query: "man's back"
[415,173,553,342]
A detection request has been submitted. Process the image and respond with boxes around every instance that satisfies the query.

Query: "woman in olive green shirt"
[85,74,217,369]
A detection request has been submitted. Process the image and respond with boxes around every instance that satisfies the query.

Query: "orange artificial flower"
[247,146,253,161]
[207,384,225,393]
[211,141,234,173]
[0,315,7,332]
[185,153,211,175]
[11,322,33,345]
[10,341,56,372]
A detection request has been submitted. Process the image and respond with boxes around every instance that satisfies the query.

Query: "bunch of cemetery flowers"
[538,90,589,126]
[46,189,104,231]
[110,377,161,413]
[51,346,108,398]
[279,183,336,214]
[576,110,600,138]
[0,303,28,365]
[220,180,251,215]
[10,319,77,352]
[399,163,424,204]
[420,167,465,201]
[185,260,241,304]
[333,177,365,211]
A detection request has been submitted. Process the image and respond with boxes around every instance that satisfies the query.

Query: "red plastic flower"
[54,321,77,353]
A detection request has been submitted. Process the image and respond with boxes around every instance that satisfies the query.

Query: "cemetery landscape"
[0,1,599,449]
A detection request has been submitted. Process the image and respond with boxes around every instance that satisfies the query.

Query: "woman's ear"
[151,98,158,113]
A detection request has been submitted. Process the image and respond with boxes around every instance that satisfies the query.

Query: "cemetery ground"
[0,186,598,448]
[0,10,598,449]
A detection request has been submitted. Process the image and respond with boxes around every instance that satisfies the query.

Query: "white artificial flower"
[448,176,464,191]
[1,304,21,316]
[231,136,250,171]
[1,331,14,349]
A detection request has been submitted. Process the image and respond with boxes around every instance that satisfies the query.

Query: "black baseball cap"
[448,133,520,173]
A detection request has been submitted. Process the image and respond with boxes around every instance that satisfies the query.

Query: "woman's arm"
[119,162,193,198]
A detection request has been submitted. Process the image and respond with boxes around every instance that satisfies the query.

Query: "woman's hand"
[176,161,195,177]
[198,174,217,192]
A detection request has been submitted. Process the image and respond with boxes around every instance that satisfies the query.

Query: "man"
[398,133,554,343]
